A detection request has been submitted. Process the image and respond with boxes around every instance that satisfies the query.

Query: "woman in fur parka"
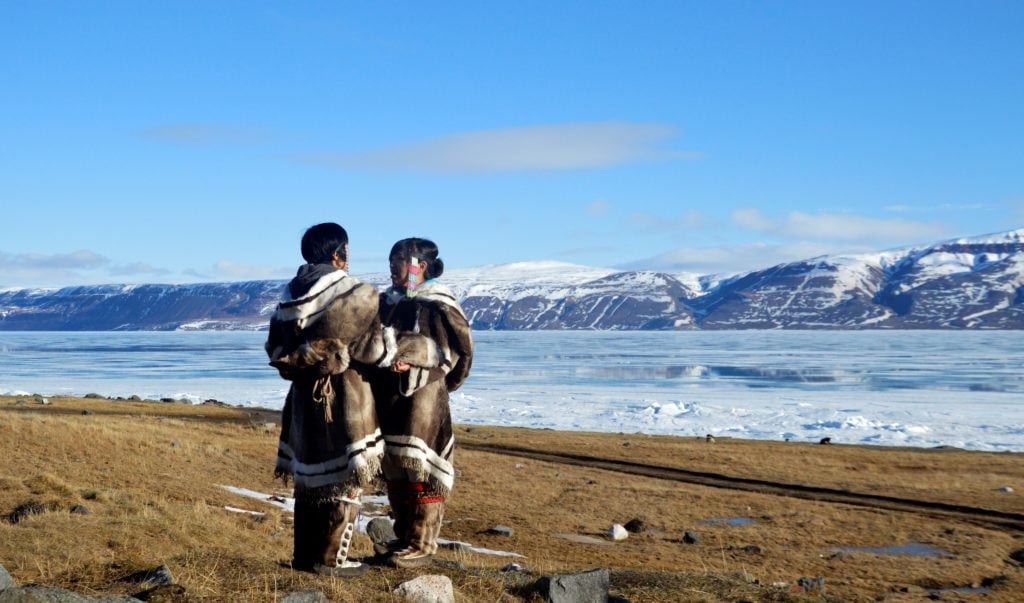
[372,237,474,567]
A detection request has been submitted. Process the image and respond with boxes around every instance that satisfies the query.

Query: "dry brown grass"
[1,395,1022,602]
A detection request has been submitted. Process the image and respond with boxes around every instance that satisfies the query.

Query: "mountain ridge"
[2,229,1022,330]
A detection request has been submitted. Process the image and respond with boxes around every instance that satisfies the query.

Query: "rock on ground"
[121,566,174,589]
[366,517,396,546]
[0,586,141,602]
[623,518,645,533]
[485,525,513,536]
[393,575,455,603]
[0,565,18,590]
[279,591,327,603]
[537,568,610,603]
[608,524,628,541]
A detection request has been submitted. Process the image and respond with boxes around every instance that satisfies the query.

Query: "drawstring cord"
[312,375,335,423]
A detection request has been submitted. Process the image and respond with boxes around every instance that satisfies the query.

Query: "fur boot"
[293,492,368,576]
[389,495,445,568]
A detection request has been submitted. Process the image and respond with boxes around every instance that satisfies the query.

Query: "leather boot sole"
[313,562,370,577]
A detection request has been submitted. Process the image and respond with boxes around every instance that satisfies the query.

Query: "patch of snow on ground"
[219,485,523,558]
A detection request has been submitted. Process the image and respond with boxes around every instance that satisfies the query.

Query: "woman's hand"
[391,360,411,373]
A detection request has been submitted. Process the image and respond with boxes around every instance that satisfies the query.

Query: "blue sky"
[1,1,1021,288]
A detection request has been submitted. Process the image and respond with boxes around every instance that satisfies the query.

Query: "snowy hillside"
[0,229,1021,330]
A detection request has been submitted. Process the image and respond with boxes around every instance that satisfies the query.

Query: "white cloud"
[303,122,700,173]
[0,250,110,271]
[882,202,993,213]
[730,209,950,243]
[139,123,267,145]
[108,262,174,276]
[621,241,862,275]
[586,199,611,217]
[629,209,705,233]
[209,260,292,281]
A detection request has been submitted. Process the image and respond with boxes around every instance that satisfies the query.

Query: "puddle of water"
[827,542,954,558]
[703,517,756,527]
[556,533,613,546]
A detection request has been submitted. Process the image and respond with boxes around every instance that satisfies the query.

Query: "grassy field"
[1,395,1022,602]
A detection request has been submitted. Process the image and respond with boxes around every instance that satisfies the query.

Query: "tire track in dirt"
[461,442,1024,532]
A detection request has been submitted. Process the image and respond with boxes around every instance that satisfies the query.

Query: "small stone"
[122,564,174,588]
[394,574,454,603]
[486,525,513,537]
[797,576,825,593]
[514,463,525,469]
[622,441,631,447]
[996,486,1014,493]
[741,545,762,554]
[900,585,927,594]
[1009,548,1024,564]
[683,531,700,544]
[69,504,91,516]
[608,524,628,541]
[0,563,18,590]
[14,399,27,405]
[366,517,397,546]
[501,563,526,573]
[81,410,95,416]
[819,437,832,445]
[160,398,175,403]
[8,501,50,524]
[623,518,645,533]
[134,583,187,601]
[537,568,609,603]
[35,398,49,405]
[705,434,715,443]
[84,393,104,399]
[169,442,179,449]
[128,395,142,401]
[279,591,328,603]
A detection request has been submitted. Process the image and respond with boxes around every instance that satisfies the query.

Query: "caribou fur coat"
[266,264,398,497]
[374,282,474,496]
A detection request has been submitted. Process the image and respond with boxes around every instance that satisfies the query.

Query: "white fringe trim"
[377,326,398,368]
[383,434,455,493]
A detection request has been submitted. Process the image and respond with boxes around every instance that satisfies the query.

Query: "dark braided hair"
[389,237,445,280]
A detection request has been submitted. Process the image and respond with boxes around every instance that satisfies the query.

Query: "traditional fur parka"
[373,281,473,562]
[266,264,390,496]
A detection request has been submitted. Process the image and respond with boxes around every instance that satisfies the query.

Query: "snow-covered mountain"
[1,230,1022,330]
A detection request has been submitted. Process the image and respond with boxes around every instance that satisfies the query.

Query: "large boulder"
[537,568,610,603]
[394,575,454,603]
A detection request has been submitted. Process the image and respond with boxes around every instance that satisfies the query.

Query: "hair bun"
[432,257,445,279]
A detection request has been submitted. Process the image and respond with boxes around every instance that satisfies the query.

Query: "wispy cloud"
[107,262,174,276]
[731,209,950,243]
[620,241,860,275]
[139,123,268,145]
[586,199,611,217]
[208,260,292,281]
[882,202,993,213]
[302,122,700,173]
[0,250,110,272]
[629,209,705,233]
